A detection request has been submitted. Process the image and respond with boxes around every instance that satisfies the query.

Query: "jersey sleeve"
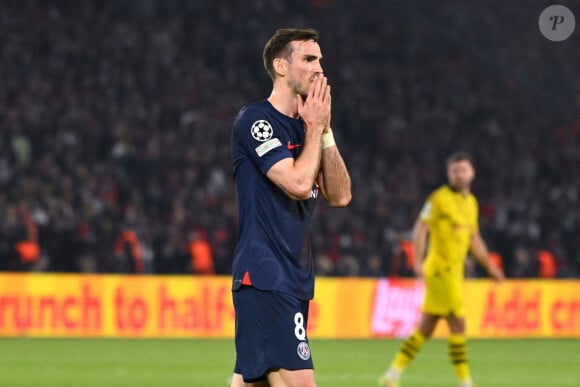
[418,192,437,226]
[232,106,292,175]
[471,195,480,234]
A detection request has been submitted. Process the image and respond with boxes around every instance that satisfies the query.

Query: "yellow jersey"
[419,185,478,278]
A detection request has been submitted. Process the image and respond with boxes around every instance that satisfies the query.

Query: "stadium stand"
[0,0,578,277]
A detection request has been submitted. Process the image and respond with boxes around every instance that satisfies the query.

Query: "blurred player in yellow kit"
[379,152,504,387]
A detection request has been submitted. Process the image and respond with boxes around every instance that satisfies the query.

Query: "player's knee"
[291,370,317,387]
[229,373,245,387]
[268,369,316,387]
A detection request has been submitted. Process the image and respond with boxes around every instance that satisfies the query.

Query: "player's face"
[447,159,475,191]
[285,40,324,98]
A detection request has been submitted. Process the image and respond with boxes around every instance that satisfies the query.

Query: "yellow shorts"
[421,271,465,317]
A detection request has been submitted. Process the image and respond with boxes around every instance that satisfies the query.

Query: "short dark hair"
[446,151,474,166]
[262,28,319,80]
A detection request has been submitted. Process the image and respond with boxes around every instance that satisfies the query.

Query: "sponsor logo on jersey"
[310,181,319,199]
[287,141,301,150]
[310,187,319,199]
[297,341,311,360]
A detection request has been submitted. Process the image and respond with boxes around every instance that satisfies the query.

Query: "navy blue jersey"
[231,100,319,300]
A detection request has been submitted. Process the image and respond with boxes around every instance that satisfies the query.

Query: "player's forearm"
[470,233,491,270]
[413,240,426,271]
[320,146,351,207]
[412,221,428,271]
[291,132,323,198]
[471,233,504,281]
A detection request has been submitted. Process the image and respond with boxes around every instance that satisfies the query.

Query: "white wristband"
[322,128,336,149]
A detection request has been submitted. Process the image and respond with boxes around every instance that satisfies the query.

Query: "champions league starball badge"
[251,120,274,141]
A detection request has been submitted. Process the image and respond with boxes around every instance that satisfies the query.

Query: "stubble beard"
[451,179,471,193]
[288,78,308,100]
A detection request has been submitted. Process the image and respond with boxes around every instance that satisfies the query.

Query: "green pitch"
[0,338,576,386]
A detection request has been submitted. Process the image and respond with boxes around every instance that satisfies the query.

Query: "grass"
[0,338,577,386]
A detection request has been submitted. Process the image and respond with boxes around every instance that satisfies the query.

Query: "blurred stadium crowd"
[1,0,578,278]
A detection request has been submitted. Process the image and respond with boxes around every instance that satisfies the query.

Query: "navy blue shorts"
[232,286,313,382]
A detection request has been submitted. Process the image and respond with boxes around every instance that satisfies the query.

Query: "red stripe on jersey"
[242,271,252,285]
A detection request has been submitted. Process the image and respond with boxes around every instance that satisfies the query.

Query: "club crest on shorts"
[296,341,311,360]
[251,120,273,141]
